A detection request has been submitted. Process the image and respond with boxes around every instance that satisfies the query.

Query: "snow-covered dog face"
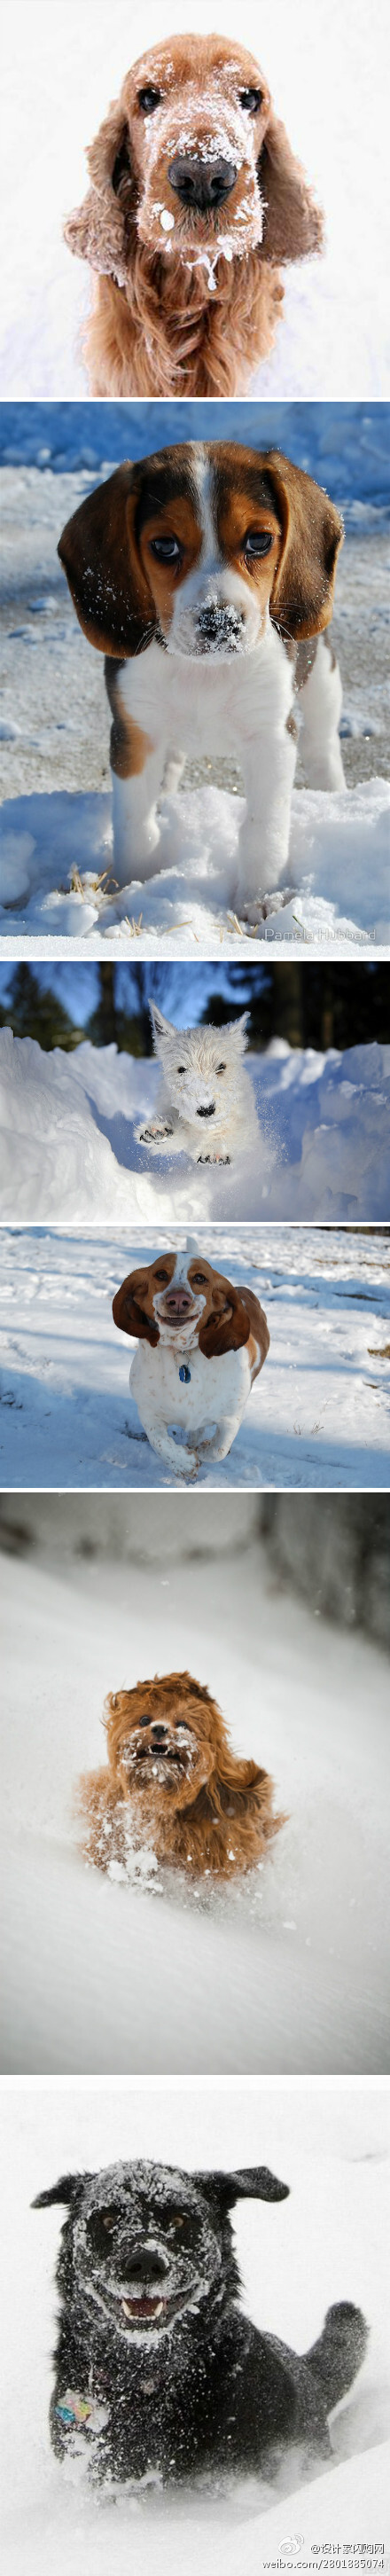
[89,35,271,273]
[58,446,343,665]
[151,1005,249,1123]
[137,445,283,662]
[111,1678,214,1809]
[34,2157,290,2348]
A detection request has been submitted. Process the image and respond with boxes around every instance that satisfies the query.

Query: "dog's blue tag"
[179,1365,191,1383]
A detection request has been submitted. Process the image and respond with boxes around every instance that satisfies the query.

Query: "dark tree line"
[0,961,388,1054]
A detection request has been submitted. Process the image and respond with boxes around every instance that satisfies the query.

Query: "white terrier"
[136,1005,258,1165]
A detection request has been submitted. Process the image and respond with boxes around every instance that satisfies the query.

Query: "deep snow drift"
[1,0,388,400]
[0,1223,389,1491]
[1,1028,390,1224]
[1,1536,390,2083]
[1,778,389,954]
[2,2081,389,2567]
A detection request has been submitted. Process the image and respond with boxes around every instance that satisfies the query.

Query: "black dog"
[34,2158,367,2487]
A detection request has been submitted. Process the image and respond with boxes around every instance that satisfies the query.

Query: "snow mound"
[0,777,389,951]
[1,1029,390,1223]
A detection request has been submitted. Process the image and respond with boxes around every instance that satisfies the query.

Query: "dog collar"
[179,1364,191,1382]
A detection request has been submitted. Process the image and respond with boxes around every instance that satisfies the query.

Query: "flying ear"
[32,2172,91,2209]
[199,1281,251,1360]
[259,112,323,264]
[113,1270,160,1344]
[193,2166,289,2207]
[64,98,133,283]
[58,464,156,658]
[150,1004,176,1043]
[266,451,343,640]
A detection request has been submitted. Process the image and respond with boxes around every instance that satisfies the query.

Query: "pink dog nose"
[164,1288,193,1315]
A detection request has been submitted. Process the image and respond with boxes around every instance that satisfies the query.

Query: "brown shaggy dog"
[64,34,323,398]
[77,1672,283,1880]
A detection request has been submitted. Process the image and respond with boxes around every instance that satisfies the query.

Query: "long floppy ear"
[64,99,133,282]
[266,451,343,640]
[199,1280,251,1360]
[259,112,323,263]
[58,465,156,659]
[193,2167,289,2207]
[32,2172,91,2209]
[113,1270,160,1344]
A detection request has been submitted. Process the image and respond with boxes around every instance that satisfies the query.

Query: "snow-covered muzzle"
[168,564,263,662]
[132,80,266,274]
[72,2165,222,2344]
[121,1717,199,1792]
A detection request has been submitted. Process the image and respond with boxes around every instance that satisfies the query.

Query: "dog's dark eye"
[245,531,273,559]
[216,1062,226,1074]
[154,1266,170,1280]
[176,1064,186,1074]
[191,1272,207,1285]
[138,86,162,114]
[137,1712,152,1726]
[239,87,262,113]
[150,536,181,561]
[88,2209,117,2251]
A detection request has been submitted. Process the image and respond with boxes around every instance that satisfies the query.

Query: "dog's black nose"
[125,2246,168,2282]
[197,1104,215,1118]
[168,155,237,210]
[151,1724,168,1742]
[196,604,242,643]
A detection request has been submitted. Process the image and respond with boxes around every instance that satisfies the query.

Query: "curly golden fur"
[65,35,323,398]
[77,1672,284,1880]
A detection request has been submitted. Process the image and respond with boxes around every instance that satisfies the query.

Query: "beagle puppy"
[113,1249,269,1479]
[58,442,345,923]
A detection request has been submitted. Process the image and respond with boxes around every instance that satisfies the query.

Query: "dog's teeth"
[121,2299,133,2317]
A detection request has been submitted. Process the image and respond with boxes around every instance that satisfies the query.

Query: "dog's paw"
[138,1123,174,1143]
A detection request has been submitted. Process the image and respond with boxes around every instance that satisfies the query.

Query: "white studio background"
[1,0,389,397]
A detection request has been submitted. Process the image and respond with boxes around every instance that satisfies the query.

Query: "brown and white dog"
[77,1670,282,1879]
[58,442,345,923]
[64,35,323,398]
[113,1248,269,1478]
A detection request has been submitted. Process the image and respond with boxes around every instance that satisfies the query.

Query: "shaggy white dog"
[136,1006,258,1165]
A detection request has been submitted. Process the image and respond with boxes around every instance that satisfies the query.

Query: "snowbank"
[1,1029,390,1223]
[1,1539,390,2079]
[0,1222,389,1492]
[1,778,389,951]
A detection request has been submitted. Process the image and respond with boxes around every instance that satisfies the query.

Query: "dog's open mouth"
[121,2292,168,2322]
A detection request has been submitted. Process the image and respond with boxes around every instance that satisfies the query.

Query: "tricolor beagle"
[58,442,345,922]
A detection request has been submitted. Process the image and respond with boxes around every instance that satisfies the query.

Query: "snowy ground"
[1,460,389,952]
[1,0,389,401]
[2,1030,390,1225]
[0,1225,389,1491]
[2,2080,389,2568]
[1,1537,390,2085]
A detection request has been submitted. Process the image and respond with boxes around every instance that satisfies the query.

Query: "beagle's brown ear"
[259,113,323,265]
[113,1270,160,1344]
[64,99,134,282]
[58,465,157,658]
[199,1281,251,1360]
[266,451,343,639]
